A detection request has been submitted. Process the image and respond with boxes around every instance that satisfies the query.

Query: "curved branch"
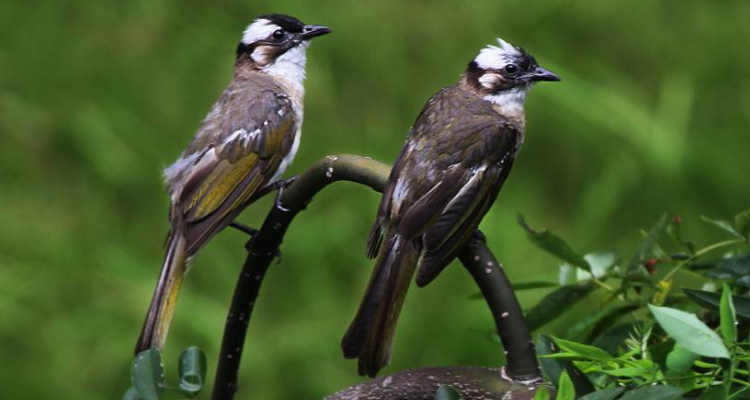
[209,154,540,400]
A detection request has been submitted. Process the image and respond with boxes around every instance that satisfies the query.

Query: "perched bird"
[342,38,559,376]
[135,14,331,354]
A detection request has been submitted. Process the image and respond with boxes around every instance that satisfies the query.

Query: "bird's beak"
[526,66,560,82]
[299,24,332,40]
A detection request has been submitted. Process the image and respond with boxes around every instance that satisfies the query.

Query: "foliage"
[126,348,207,400]
[513,209,750,399]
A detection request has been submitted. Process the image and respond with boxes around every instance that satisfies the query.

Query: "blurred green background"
[1,0,749,398]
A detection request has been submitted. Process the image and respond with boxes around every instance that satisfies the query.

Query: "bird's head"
[465,38,559,96]
[236,14,331,80]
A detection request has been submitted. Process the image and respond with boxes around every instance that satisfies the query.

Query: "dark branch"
[209,154,541,400]
[459,232,540,380]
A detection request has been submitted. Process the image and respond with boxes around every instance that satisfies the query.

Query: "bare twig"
[210,154,541,400]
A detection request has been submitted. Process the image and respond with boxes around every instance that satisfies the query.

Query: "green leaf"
[435,385,463,400]
[626,214,669,273]
[703,253,750,281]
[132,349,165,400]
[178,347,207,397]
[581,251,620,279]
[648,305,729,358]
[536,334,595,397]
[665,343,698,375]
[735,208,750,240]
[591,323,637,356]
[551,337,615,361]
[697,386,727,400]
[720,284,736,343]
[525,282,596,330]
[533,386,552,400]
[577,388,625,400]
[556,370,575,400]
[683,288,750,320]
[123,387,143,400]
[618,386,682,400]
[565,301,642,340]
[600,366,647,377]
[517,214,592,271]
[700,215,744,239]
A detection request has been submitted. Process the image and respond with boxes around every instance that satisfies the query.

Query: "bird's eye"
[272,29,285,40]
[504,64,518,74]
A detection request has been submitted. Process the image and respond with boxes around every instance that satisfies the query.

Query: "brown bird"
[135,14,330,354]
[341,38,559,376]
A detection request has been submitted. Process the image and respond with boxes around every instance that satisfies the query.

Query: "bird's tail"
[135,233,188,354]
[341,234,419,377]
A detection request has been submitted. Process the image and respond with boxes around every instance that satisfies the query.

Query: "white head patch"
[242,19,280,44]
[474,37,522,70]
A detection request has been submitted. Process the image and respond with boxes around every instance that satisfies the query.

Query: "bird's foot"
[273,177,299,213]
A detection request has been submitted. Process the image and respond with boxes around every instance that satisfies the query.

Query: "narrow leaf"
[648,305,729,358]
[618,386,682,400]
[517,214,591,271]
[435,385,463,400]
[536,335,595,397]
[533,386,551,400]
[735,208,750,239]
[525,282,596,331]
[720,284,737,343]
[178,347,207,396]
[131,349,165,400]
[683,288,750,320]
[578,388,625,400]
[551,337,615,361]
[565,301,642,340]
[704,253,750,281]
[627,214,669,273]
[700,215,744,239]
[556,370,575,400]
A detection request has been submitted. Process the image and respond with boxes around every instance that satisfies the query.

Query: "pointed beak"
[299,24,332,40]
[527,66,560,82]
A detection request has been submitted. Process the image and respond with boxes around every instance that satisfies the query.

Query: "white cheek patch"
[242,19,280,44]
[478,73,503,89]
[473,37,522,70]
[250,45,274,65]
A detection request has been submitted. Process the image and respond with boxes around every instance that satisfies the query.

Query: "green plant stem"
[662,239,745,281]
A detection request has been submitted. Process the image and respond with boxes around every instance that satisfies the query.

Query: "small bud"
[644,258,658,274]
[673,215,682,225]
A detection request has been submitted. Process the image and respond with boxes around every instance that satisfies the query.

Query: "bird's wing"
[414,123,518,286]
[175,90,297,253]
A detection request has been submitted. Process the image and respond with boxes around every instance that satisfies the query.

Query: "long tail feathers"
[135,233,188,354]
[341,235,419,377]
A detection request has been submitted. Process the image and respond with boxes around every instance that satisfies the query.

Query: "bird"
[341,37,559,377]
[135,14,331,354]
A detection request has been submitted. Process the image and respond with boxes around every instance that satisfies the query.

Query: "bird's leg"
[271,176,298,212]
[229,222,258,237]
[251,176,299,202]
